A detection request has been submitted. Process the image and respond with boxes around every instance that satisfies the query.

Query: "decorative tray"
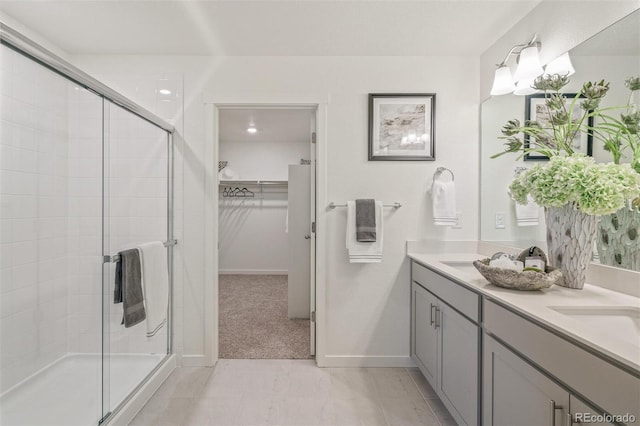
[472,258,563,291]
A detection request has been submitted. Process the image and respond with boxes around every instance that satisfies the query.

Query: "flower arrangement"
[494,74,640,215]
[509,155,640,215]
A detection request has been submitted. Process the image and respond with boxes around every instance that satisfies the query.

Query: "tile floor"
[130,360,457,426]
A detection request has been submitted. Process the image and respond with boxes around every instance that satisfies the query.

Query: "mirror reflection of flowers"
[493,74,640,216]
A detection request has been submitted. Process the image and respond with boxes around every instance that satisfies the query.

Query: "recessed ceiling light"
[247,127,257,134]
[159,89,172,95]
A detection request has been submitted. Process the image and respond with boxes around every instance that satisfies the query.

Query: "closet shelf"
[218,180,288,186]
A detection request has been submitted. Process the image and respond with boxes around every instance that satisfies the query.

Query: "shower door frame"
[0,21,177,426]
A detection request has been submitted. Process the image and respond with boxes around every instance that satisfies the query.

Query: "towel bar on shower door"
[103,239,178,264]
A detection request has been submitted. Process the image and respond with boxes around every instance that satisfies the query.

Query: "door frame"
[203,94,328,367]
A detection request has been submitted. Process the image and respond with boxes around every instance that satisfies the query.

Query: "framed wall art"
[368,93,436,161]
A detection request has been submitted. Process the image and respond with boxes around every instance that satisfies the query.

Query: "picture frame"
[368,93,436,161]
[524,93,594,161]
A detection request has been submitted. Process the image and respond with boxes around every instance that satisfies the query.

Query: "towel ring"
[434,167,454,182]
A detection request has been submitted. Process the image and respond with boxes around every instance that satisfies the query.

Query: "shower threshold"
[0,353,165,426]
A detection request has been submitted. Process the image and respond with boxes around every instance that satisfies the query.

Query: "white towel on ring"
[431,180,456,225]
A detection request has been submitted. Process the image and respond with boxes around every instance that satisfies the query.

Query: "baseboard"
[319,355,416,368]
[181,354,209,367]
[219,269,288,275]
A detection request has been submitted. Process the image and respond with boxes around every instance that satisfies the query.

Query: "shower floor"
[0,353,165,426]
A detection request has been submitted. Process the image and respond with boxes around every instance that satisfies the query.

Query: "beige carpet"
[218,274,311,359]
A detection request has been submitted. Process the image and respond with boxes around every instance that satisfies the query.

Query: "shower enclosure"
[0,24,175,425]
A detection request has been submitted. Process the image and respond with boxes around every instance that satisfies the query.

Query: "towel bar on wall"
[103,239,178,264]
[328,202,402,209]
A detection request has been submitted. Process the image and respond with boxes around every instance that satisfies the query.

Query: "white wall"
[72,54,480,365]
[220,140,308,181]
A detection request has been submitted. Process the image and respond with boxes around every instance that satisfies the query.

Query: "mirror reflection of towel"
[515,195,539,226]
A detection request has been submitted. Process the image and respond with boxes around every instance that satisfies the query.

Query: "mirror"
[480,9,640,271]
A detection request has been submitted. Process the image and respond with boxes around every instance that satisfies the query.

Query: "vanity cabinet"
[411,262,481,426]
[484,334,570,426]
[569,396,615,426]
[484,299,639,426]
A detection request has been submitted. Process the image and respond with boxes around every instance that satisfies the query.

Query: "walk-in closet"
[217,108,315,359]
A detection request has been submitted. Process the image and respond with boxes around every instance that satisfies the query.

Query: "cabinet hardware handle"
[434,307,441,328]
[430,304,435,326]
[549,400,563,426]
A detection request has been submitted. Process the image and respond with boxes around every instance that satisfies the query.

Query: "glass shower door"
[102,100,170,418]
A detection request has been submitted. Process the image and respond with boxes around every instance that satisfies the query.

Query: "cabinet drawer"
[484,299,640,422]
[412,261,480,322]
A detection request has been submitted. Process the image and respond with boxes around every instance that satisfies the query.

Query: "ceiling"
[0,0,541,56]
[219,108,314,143]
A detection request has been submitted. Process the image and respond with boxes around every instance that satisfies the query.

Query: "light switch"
[495,212,506,229]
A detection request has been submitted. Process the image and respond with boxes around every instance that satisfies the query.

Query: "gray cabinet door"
[439,303,479,425]
[569,396,615,426]
[412,283,438,386]
[484,335,570,426]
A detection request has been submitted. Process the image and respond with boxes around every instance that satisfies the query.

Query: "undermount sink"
[548,306,640,344]
[440,260,481,275]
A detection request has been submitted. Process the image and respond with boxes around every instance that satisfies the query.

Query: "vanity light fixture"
[544,52,575,77]
[247,126,257,134]
[490,34,543,96]
[159,89,172,95]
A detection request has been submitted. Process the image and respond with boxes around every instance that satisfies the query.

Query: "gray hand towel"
[114,259,123,303]
[118,248,146,328]
[356,198,376,242]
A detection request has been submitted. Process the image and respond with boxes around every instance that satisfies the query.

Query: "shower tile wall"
[66,85,102,354]
[0,47,70,392]
[107,103,168,355]
[0,47,170,394]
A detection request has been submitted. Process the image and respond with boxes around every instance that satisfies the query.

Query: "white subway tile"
[0,268,13,293]
[12,240,38,266]
[13,263,37,287]
[12,217,38,241]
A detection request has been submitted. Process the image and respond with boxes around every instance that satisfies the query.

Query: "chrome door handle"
[549,400,563,426]
[430,304,435,326]
[304,234,311,239]
[434,307,441,328]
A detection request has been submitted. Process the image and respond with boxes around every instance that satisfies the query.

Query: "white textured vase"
[596,207,640,271]
[544,204,597,289]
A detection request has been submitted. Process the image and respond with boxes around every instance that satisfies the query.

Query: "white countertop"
[408,252,640,373]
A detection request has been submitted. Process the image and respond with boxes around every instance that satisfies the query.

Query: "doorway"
[216,106,316,359]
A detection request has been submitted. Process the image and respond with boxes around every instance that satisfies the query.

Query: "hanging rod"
[0,22,174,133]
[218,180,288,186]
[328,202,402,209]
[103,240,178,264]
